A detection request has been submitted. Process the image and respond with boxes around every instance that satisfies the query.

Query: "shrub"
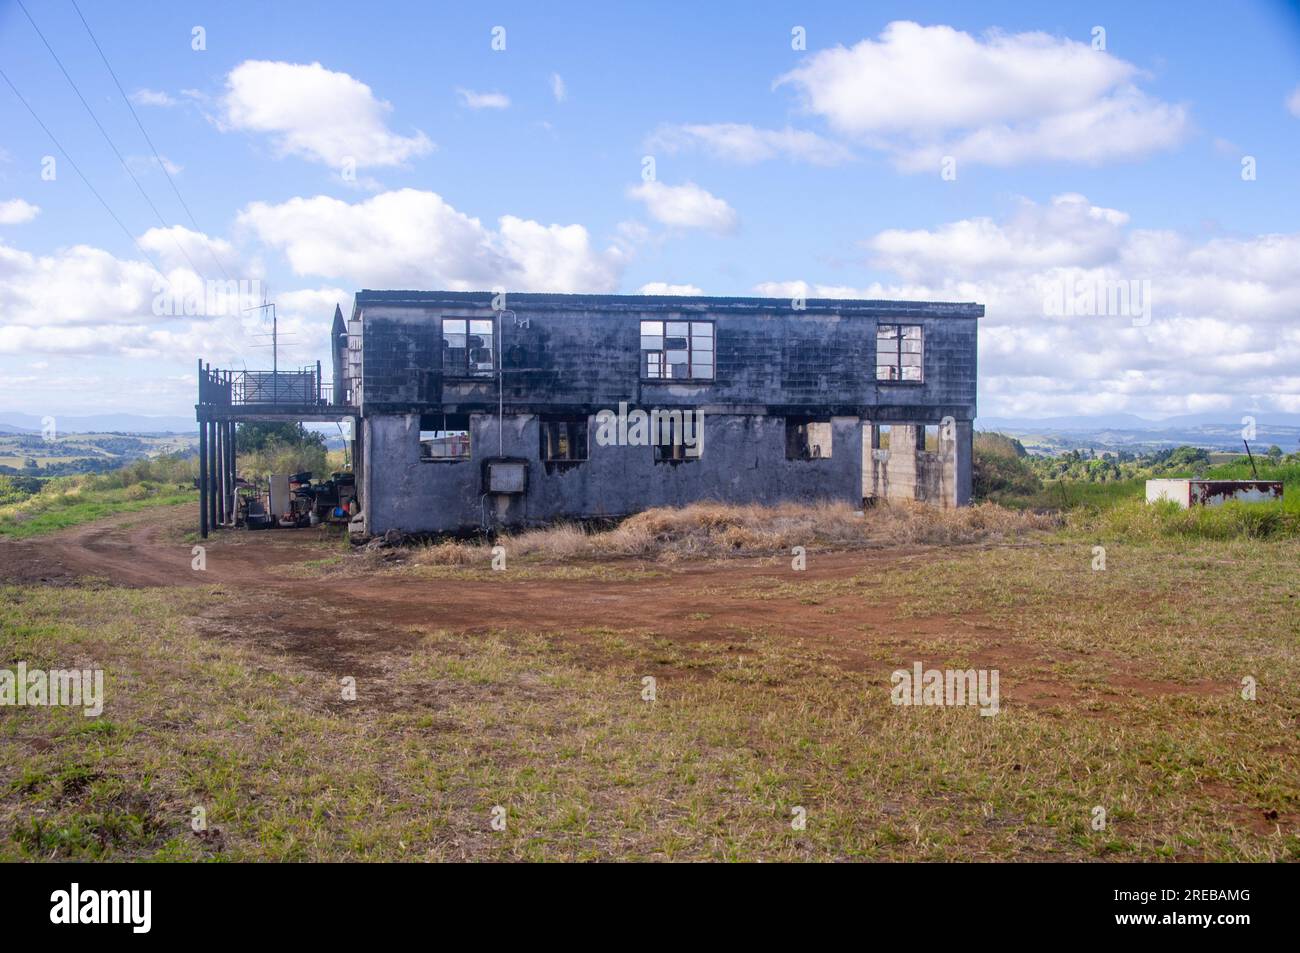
[973,432,1042,502]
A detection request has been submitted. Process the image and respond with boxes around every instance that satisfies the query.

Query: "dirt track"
[0,504,1002,671]
[0,503,1224,707]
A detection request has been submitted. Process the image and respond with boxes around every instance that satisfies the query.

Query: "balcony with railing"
[197,360,355,420]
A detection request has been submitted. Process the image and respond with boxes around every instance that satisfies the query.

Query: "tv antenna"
[242,300,296,374]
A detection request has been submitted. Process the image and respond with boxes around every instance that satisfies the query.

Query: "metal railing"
[198,361,334,407]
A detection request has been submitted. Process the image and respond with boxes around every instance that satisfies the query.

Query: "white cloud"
[626,181,738,233]
[0,199,40,225]
[130,88,176,107]
[1287,84,1300,118]
[456,88,511,110]
[637,282,704,295]
[126,154,183,176]
[237,188,627,293]
[648,123,852,166]
[865,193,1130,281]
[550,73,566,103]
[758,195,1300,416]
[221,61,433,168]
[776,21,1188,170]
[0,224,348,371]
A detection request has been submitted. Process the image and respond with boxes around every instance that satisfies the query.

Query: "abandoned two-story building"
[330,291,980,536]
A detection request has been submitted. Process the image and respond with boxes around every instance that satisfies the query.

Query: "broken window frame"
[640,319,715,380]
[419,412,471,462]
[785,418,834,460]
[876,323,924,383]
[442,316,496,377]
[539,416,589,463]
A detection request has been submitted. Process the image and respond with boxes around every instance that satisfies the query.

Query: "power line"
[15,0,206,279]
[68,0,235,283]
[0,65,161,272]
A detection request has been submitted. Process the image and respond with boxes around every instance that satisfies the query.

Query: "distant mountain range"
[0,412,198,435]
[977,412,1300,454]
[977,411,1300,431]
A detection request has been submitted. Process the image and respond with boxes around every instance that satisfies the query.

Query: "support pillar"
[198,415,209,539]
[215,422,225,525]
[207,420,218,531]
[953,420,973,507]
[226,421,236,523]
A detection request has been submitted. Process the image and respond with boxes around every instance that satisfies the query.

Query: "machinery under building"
[196,291,981,537]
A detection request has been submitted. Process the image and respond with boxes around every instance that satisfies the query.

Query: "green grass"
[1,526,1296,861]
[0,483,196,539]
[1081,498,1299,541]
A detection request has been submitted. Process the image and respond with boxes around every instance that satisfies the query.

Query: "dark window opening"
[641,320,714,380]
[786,419,833,460]
[419,412,470,461]
[876,324,923,382]
[443,317,495,376]
[653,411,702,462]
[540,416,589,462]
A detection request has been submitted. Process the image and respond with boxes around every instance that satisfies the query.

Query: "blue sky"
[2,0,1299,420]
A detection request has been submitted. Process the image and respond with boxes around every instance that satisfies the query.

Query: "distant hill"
[977,411,1300,455]
[0,412,197,434]
[978,411,1300,431]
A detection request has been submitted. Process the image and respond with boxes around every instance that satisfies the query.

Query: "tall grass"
[413,499,1058,566]
[0,453,197,539]
[1076,498,1299,541]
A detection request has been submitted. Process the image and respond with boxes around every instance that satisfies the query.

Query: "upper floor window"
[876,324,923,382]
[641,320,714,380]
[443,318,495,376]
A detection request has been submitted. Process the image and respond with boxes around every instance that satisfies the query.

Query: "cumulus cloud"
[237,188,627,292]
[758,195,1300,416]
[456,88,510,110]
[636,282,705,295]
[550,73,566,103]
[626,181,738,233]
[0,222,343,367]
[1288,84,1300,118]
[775,21,1188,170]
[0,199,40,225]
[221,60,432,167]
[648,123,852,165]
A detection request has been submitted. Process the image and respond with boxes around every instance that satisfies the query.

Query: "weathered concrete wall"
[364,411,864,534]
[349,292,980,532]
[351,293,979,419]
[863,420,971,508]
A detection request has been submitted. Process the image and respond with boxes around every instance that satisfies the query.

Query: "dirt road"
[0,503,1224,708]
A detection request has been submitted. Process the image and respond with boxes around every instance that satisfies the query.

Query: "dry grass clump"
[414,540,482,565]
[406,499,1056,567]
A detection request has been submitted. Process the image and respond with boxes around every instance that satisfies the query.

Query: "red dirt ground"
[0,504,1226,711]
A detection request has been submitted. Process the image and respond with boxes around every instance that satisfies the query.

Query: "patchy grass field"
[0,485,196,540]
[0,500,1295,861]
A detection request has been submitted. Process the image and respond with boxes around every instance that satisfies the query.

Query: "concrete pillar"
[886,425,922,502]
[953,419,973,506]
